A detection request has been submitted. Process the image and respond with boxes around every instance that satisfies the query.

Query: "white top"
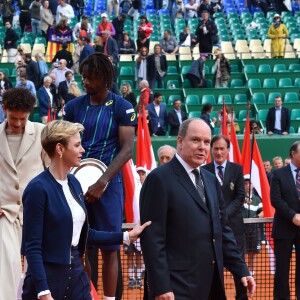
[51,67,73,87]
[44,86,53,106]
[56,178,86,246]
[176,153,198,187]
[56,4,75,24]
[73,21,93,40]
[275,107,282,131]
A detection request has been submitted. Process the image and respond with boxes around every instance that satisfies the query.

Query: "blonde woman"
[121,82,136,107]
[68,81,82,100]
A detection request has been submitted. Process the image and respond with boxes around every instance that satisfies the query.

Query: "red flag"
[229,115,241,164]
[136,106,157,171]
[221,103,229,136]
[241,111,251,175]
[122,159,142,223]
[47,108,51,123]
[90,281,99,300]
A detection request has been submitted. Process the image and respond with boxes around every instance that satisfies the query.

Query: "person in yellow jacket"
[268,14,289,58]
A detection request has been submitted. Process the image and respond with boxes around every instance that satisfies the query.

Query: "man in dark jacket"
[25,53,40,88]
[112,14,126,43]
[18,0,31,33]
[4,20,18,63]
[102,30,119,65]
[167,99,188,136]
[147,44,167,89]
[179,26,197,48]
[79,36,95,65]
[186,53,207,88]
[52,42,73,69]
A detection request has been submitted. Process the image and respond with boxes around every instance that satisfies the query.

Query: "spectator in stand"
[0,71,13,97]
[264,161,272,174]
[14,45,25,67]
[16,60,27,83]
[273,156,284,169]
[97,13,116,37]
[73,15,93,41]
[79,36,95,65]
[35,53,49,82]
[52,43,73,69]
[16,75,37,96]
[200,103,216,135]
[132,0,142,19]
[135,47,148,87]
[29,0,42,37]
[198,0,214,16]
[18,0,31,33]
[154,0,163,11]
[3,21,18,63]
[118,32,136,54]
[55,17,70,35]
[108,55,119,84]
[250,120,263,134]
[147,44,167,89]
[58,70,74,104]
[217,104,233,128]
[50,59,73,87]
[107,0,120,16]
[168,99,188,136]
[147,92,168,136]
[94,36,104,52]
[137,16,153,51]
[213,48,230,88]
[186,53,207,88]
[112,14,127,43]
[179,26,197,48]
[268,14,289,58]
[121,82,137,108]
[266,96,290,135]
[68,81,82,101]
[284,157,291,166]
[37,76,56,124]
[185,0,198,21]
[157,145,176,165]
[25,53,40,89]
[120,0,132,14]
[138,80,152,110]
[159,30,179,54]
[210,0,222,13]
[171,0,185,29]
[102,30,119,65]
[40,0,54,42]
[73,37,84,74]
[56,0,75,24]
[1,0,15,25]
[196,10,218,58]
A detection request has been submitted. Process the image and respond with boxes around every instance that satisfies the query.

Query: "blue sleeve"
[64,101,75,122]
[115,97,137,126]
[22,182,49,293]
[87,228,123,245]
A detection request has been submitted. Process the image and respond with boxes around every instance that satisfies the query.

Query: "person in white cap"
[97,13,116,37]
[268,14,289,58]
[56,0,74,25]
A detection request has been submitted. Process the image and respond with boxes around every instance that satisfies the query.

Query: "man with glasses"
[50,59,73,87]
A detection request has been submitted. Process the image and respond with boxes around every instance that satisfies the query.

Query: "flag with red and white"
[228,112,241,164]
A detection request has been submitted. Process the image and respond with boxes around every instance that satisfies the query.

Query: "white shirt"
[44,86,53,106]
[56,4,75,24]
[175,109,183,124]
[51,67,73,87]
[73,21,93,40]
[176,153,199,186]
[275,106,282,131]
[181,33,191,47]
[154,103,161,127]
[290,161,298,183]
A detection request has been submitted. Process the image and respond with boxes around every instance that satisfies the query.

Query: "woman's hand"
[128,221,152,243]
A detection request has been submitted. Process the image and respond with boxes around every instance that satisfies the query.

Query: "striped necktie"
[192,169,206,203]
[295,169,300,200]
[217,165,224,182]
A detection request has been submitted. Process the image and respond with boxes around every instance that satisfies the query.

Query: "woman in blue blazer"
[22,120,150,300]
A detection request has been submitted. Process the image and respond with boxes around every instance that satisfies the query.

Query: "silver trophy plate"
[69,158,107,194]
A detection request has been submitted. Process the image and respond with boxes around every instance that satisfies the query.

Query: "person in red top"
[138,80,152,111]
[97,13,116,37]
[137,16,153,51]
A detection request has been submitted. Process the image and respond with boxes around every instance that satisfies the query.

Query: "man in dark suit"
[167,99,188,136]
[146,92,168,136]
[271,141,300,300]
[179,26,197,48]
[102,30,119,65]
[52,42,73,69]
[147,44,167,89]
[57,70,73,104]
[266,96,291,135]
[202,134,248,300]
[140,119,255,300]
[79,36,95,65]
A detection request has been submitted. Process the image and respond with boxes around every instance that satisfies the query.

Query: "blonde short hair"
[41,120,84,157]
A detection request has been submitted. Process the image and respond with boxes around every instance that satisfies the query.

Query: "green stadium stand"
[284,92,299,103]
[188,111,200,118]
[278,78,293,87]
[234,93,248,104]
[186,95,200,105]
[230,79,244,88]
[202,95,216,105]
[258,64,272,73]
[168,95,182,104]
[238,110,252,120]
[263,78,277,88]
[244,65,256,73]
[268,92,282,103]
[252,92,266,104]
[217,94,232,104]
[273,64,287,72]
[257,109,269,122]
[291,109,300,120]
[248,78,261,88]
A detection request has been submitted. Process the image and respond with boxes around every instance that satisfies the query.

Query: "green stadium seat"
[35,37,46,46]
[289,64,300,72]
[181,66,190,76]
[284,92,299,103]
[234,94,247,104]
[213,12,224,18]
[252,92,266,104]
[167,66,178,74]
[11,68,16,77]
[273,64,287,72]
[253,11,264,19]
[202,95,216,105]
[294,78,300,87]
[188,111,200,118]
[186,95,200,105]
[32,113,42,123]
[289,126,295,133]
[244,65,256,73]
[183,79,191,88]
[231,65,239,73]
[268,92,282,103]
[238,110,252,120]
[258,64,271,73]
[0,68,10,76]
[228,12,239,19]
[278,78,293,87]
[263,78,277,88]
[291,109,300,120]
[248,78,261,88]
[166,80,180,88]
[240,12,252,20]
[217,94,232,104]
[230,79,244,88]
[168,95,181,104]
[20,36,33,46]
[120,66,133,75]
[257,109,269,121]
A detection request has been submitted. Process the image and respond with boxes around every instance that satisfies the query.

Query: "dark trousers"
[274,238,300,300]
[22,247,91,300]
[186,73,200,88]
[19,11,31,33]
[149,72,163,89]
[137,38,150,52]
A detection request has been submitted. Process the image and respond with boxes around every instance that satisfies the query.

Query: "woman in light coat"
[40,0,54,41]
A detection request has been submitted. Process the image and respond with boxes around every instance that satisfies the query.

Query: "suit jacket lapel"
[172,157,209,213]
[285,165,299,199]
[223,162,231,186]
[15,121,35,166]
[0,120,16,171]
